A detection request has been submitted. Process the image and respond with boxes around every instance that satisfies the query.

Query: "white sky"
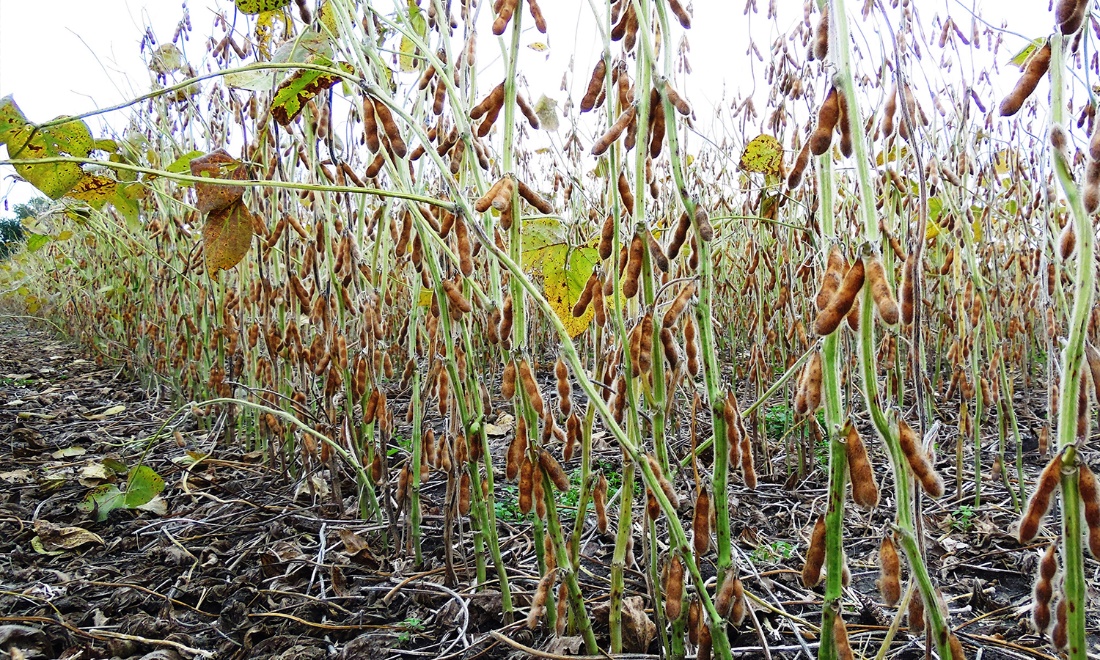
[0,0,1054,210]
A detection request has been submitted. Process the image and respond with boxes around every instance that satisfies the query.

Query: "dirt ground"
[0,316,1093,659]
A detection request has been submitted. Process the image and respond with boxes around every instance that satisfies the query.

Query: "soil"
[0,316,1092,659]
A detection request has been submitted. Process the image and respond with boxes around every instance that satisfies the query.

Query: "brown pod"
[592,106,636,156]
[788,141,811,189]
[649,92,667,158]
[372,100,406,157]
[423,428,439,467]
[362,96,380,153]
[815,257,865,336]
[882,85,898,137]
[364,389,381,425]
[573,272,599,317]
[502,360,517,399]
[663,281,695,328]
[594,473,609,533]
[581,58,606,112]
[1018,452,1064,543]
[518,359,545,417]
[539,449,570,492]
[897,416,945,498]
[802,515,827,587]
[647,229,670,273]
[622,232,645,299]
[866,255,900,325]
[815,247,845,312]
[617,172,635,216]
[687,597,701,645]
[660,327,682,371]
[455,217,474,276]
[646,453,680,508]
[1084,160,1100,214]
[900,252,918,325]
[1056,0,1088,34]
[518,456,534,514]
[598,213,616,260]
[1051,596,1068,650]
[475,177,506,213]
[493,0,518,35]
[555,358,572,416]
[646,488,661,520]
[664,554,685,621]
[948,633,965,660]
[724,391,743,467]
[877,534,902,606]
[517,179,554,214]
[834,612,854,660]
[845,421,880,509]
[499,295,514,345]
[1059,221,1076,260]
[795,350,823,415]
[441,280,472,314]
[667,0,691,27]
[527,567,554,628]
[491,176,515,211]
[685,315,700,377]
[526,0,547,32]
[714,568,739,619]
[694,206,714,242]
[810,87,840,156]
[1033,543,1058,632]
[812,6,829,61]
[459,471,472,515]
[1081,464,1100,558]
[668,211,691,260]
[999,42,1051,116]
[836,88,853,158]
[693,487,712,557]
[907,589,925,630]
[739,416,755,489]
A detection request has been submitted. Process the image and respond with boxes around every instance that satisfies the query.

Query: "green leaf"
[400,1,427,73]
[124,465,165,508]
[5,117,94,199]
[24,232,50,253]
[234,0,292,14]
[520,217,567,255]
[271,56,353,126]
[166,150,204,174]
[739,134,783,177]
[1008,37,1045,68]
[78,484,125,522]
[525,243,599,338]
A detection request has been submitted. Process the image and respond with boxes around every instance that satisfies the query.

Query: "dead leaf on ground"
[32,520,105,552]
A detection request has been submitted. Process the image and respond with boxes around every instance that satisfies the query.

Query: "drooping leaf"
[525,243,598,338]
[400,0,428,72]
[24,232,50,253]
[166,150,204,174]
[234,0,292,14]
[534,95,559,131]
[271,56,353,126]
[5,117,94,199]
[189,149,246,213]
[124,465,165,508]
[203,199,255,274]
[1008,37,1045,68]
[149,44,184,74]
[739,134,783,178]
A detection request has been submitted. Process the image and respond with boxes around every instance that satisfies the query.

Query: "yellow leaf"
[925,221,941,241]
[525,243,598,339]
[739,134,784,178]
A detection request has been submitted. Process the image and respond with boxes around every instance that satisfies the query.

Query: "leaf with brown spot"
[189,149,246,214]
[203,199,254,274]
[271,56,354,126]
[66,174,117,209]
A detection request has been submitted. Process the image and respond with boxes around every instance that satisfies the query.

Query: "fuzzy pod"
[646,453,680,509]
[1080,463,1100,558]
[665,82,691,115]
[518,359,545,417]
[668,211,691,261]
[815,256,865,336]
[836,88,853,158]
[646,488,661,520]
[1051,596,1068,650]
[999,41,1051,117]
[663,281,695,328]
[499,295,514,346]
[660,327,682,371]
[592,278,607,327]
[441,280,472,314]
[362,96,381,153]
[649,91,667,158]
[493,0,519,35]
[506,418,527,481]
[812,6,829,60]
[594,473,609,534]
[664,554,685,621]
[518,455,535,514]
[564,412,581,461]
[592,106,636,156]
[897,416,945,498]
[802,514,827,588]
[877,534,902,606]
[693,487,712,557]
[810,87,840,156]
[900,252,918,325]
[1033,543,1058,632]
[795,350,823,415]
[694,207,714,242]
[908,588,925,630]
[740,419,756,489]
[555,358,572,416]
[866,255,900,325]
[622,232,645,299]
[647,229,670,273]
[458,471,472,515]
[1056,0,1088,34]
[598,213,616,261]
[815,246,845,312]
[491,176,516,212]
[455,217,474,277]
[517,179,553,214]
[845,421,880,509]
[526,0,547,32]
[685,315,700,376]
[713,568,739,619]
[502,360,517,399]
[948,633,965,660]
[527,567,555,628]
[372,100,406,157]
[617,172,635,216]
[572,272,599,317]
[638,313,654,375]
[834,612,854,660]
[580,58,606,113]
[475,176,506,213]
[687,597,701,646]
[1084,160,1100,214]
[1018,452,1064,543]
[539,449,571,492]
